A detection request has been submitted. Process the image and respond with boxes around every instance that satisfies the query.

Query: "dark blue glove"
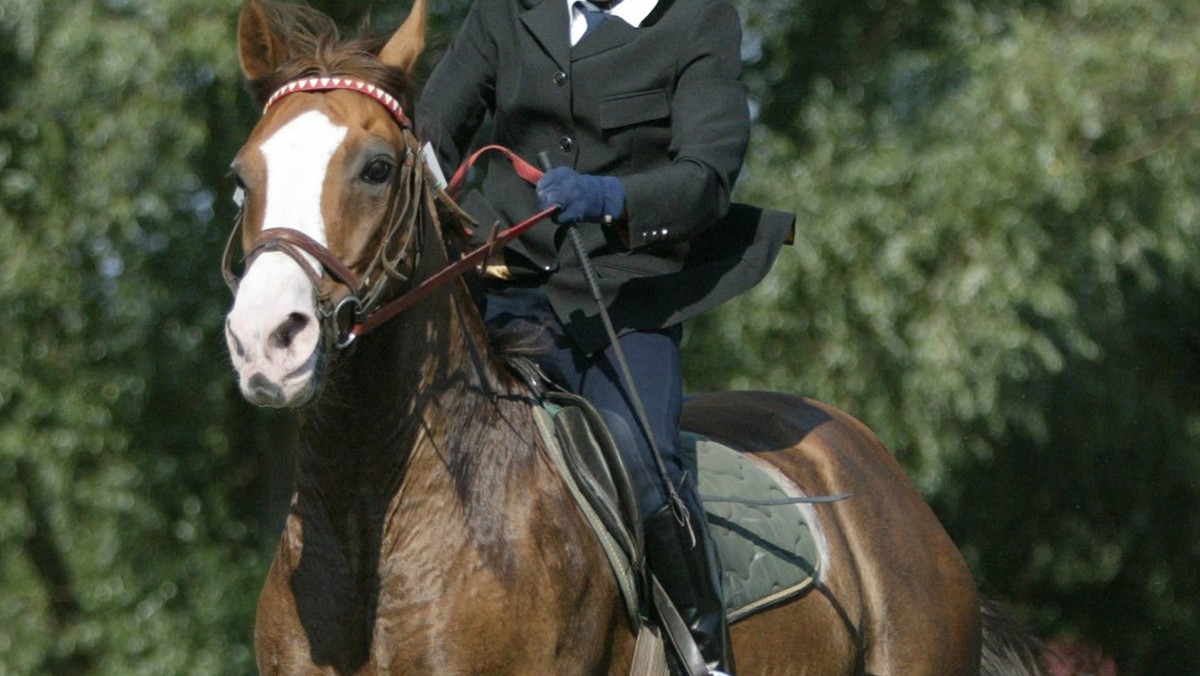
[536,167,626,225]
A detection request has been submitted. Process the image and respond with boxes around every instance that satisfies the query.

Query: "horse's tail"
[979,598,1046,676]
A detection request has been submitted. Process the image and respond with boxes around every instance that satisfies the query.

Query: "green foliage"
[0,0,1196,672]
[737,0,1064,141]
[687,0,1200,669]
[0,0,265,672]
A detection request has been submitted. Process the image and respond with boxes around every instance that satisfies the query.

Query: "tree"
[0,0,267,671]
[2,0,1196,672]
[688,0,1200,670]
[737,0,1063,142]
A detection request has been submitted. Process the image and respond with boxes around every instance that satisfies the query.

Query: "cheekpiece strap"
[263,76,411,128]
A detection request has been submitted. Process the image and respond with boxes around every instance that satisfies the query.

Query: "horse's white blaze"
[226,110,349,407]
[259,110,346,246]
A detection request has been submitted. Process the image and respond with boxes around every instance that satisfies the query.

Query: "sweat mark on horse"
[222,0,1043,673]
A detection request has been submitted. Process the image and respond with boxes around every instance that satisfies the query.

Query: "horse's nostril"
[271,312,312,350]
[226,318,247,358]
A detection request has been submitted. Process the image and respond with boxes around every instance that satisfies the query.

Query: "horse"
[222,0,1042,673]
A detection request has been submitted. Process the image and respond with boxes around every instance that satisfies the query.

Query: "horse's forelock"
[244,3,413,115]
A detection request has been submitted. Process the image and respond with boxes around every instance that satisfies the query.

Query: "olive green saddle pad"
[679,432,822,622]
[534,399,823,625]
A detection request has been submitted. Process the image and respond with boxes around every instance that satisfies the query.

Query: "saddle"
[530,389,826,657]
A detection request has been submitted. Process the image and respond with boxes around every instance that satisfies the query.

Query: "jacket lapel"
[519,0,571,71]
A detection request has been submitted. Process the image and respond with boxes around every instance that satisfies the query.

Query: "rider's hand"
[536,167,626,225]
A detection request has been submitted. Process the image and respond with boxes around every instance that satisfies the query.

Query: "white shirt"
[567,0,660,46]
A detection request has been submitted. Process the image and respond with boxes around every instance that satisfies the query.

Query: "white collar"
[568,0,659,46]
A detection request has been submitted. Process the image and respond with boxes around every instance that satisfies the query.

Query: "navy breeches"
[480,286,686,519]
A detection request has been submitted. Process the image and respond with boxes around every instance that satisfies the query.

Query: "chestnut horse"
[223,1,1041,673]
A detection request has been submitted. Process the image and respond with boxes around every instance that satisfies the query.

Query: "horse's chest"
[259,528,546,673]
[367,543,557,670]
[257,454,625,674]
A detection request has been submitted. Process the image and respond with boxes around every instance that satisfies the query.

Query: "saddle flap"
[547,390,643,563]
[531,401,642,629]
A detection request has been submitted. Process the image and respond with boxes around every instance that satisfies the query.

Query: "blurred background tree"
[0,0,267,671]
[689,0,1200,671]
[0,0,1195,673]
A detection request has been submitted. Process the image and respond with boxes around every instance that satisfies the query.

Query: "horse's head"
[224,0,426,408]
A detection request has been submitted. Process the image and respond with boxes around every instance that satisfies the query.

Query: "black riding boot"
[644,484,734,675]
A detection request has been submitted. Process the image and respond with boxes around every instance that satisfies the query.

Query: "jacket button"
[558,136,575,152]
[553,71,568,86]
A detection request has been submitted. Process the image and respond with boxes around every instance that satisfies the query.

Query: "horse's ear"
[238,0,288,80]
[378,0,426,75]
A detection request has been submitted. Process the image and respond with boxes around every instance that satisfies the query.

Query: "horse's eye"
[362,159,393,184]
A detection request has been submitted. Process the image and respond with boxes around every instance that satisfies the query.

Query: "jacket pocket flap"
[599,89,669,129]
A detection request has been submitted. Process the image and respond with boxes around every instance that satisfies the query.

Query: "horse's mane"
[244,1,414,116]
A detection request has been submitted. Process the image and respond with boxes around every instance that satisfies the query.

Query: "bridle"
[222,75,556,351]
[222,76,430,351]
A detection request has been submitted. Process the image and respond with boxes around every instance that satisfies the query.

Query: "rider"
[417,0,792,672]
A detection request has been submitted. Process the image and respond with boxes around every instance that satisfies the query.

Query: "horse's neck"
[296,279,510,498]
